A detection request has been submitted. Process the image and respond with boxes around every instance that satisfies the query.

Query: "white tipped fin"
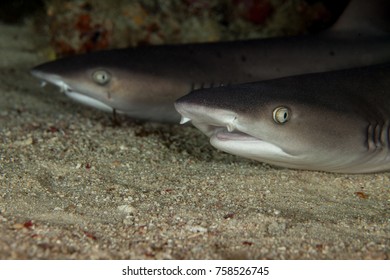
[40,81,47,87]
[180,116,191,124]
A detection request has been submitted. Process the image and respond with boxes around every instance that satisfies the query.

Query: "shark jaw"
[64,91,113,112]
[193,122,294,163]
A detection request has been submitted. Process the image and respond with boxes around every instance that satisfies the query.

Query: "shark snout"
[30,68,71,92]
[175,98,240,135]
[174,99,195,123]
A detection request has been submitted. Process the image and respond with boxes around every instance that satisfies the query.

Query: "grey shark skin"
[175,63,390,173]
[30,0,390,123]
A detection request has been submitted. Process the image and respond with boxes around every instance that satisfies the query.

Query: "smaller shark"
[30,0,390,123]
[175,63,390,173]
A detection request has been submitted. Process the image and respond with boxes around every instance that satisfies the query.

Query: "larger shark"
[31,0,390,123]
[175,63,390,173]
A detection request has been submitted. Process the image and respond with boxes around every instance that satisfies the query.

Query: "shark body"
[175,63,390,173]
[31,0,390,123]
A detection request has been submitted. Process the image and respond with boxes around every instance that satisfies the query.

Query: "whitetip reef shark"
[174,63,390,173]
[30,0,390,123]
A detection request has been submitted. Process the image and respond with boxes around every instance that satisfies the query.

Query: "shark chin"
[192,122,295,164]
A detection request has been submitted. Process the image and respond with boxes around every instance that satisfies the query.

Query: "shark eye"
[92,70,111,85]
[273,107,290,124]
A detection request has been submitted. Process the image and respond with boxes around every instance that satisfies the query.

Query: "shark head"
[175,65,390,173]
[30,50,185,122]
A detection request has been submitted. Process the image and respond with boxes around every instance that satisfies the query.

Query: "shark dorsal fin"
[331,0,390,35]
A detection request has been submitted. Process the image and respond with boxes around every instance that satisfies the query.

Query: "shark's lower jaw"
[213,128,261,142]
[64,91,114,112]
[192,122,294,162]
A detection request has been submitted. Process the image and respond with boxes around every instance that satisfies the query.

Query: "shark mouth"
[180,115,258,141]
[30,70,114,112]
[177,105,258,140]
[193,122,260,142]
[213,127,261,141]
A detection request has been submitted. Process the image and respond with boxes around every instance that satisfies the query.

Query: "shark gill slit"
[366,121,390,151]
[191,81,221,90]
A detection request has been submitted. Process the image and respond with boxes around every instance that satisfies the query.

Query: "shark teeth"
[226,116,237,132]
[180,116,191,124]
[54,81,71,93]
[226,123,235,132]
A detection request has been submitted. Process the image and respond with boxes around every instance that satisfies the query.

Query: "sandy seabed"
[0,23,388,259]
